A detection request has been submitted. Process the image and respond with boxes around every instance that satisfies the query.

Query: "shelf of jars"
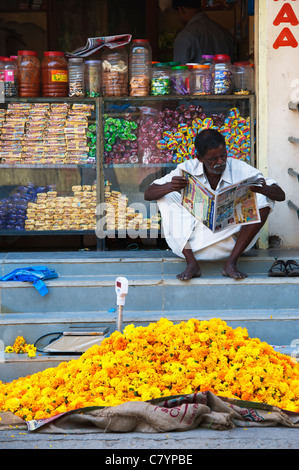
[0,97,99,235]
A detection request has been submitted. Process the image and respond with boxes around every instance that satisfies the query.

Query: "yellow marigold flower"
[5,337,36,357]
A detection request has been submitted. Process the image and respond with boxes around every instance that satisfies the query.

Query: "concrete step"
[1,273,299,314]
[1,248,298,277]
[1,307,299,344]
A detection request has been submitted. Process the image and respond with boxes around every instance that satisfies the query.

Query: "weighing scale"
[42,326,110,354]
[41,277,129,354]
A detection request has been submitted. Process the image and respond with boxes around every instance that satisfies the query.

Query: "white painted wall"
[256,1,299,248]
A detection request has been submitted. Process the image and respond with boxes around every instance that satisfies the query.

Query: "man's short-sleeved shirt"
[153,157,276,208]
[173,12,234,64]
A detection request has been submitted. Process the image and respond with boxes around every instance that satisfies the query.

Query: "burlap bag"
[24,391,299,433]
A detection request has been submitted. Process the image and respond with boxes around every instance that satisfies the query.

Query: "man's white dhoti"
[157,191,257,260]
[153,158,277,261]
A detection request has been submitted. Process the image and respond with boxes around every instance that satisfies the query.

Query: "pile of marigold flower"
[5,336,36,358]
[0,318,299,422]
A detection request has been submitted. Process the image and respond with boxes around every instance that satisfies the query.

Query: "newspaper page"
[66,34,132,57]
[181,170,215,230]
[214,178,261,232]
[181,171,262,232]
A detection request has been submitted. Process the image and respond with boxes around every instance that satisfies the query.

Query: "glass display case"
[100,95,255,247]
[0,97,99,240]
[0,95,254,249]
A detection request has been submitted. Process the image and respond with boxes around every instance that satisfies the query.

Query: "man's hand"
[250,179,285,202]
[144,177,188,201]
[250,178,267,194]
[171,176,188,192]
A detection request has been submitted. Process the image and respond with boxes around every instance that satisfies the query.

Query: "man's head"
[172,0,202,25]
[194,129,227,176]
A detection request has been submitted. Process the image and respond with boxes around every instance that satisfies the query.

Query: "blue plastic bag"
[0,266,58,296]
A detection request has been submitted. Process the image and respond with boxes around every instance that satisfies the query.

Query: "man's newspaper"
[181,170,263,233]
[66,34,132,57]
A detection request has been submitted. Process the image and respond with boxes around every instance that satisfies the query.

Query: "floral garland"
[0,318,299,422]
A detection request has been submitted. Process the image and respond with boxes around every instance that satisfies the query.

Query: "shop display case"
[101,94,255,245]
[0,94,254,249]
[0,97,99,238]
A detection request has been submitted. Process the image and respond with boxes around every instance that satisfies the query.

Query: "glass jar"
[3,58,18,97]
[41,51,68,97]
[17,50,41,97]
[102,47,128,97]
[129,39,152,96]
[200,55,214,67]
[232,61,254,94]
[171,65,189,95]
[84,59,101,97]
[190,64,212,95]
[212,54,232,95]
[68,57,85,97]
[151,63,171,95]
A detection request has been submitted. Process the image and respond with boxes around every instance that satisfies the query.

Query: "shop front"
[0,0,297,252]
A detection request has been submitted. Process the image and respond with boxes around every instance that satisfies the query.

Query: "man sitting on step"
[144,129,285,281]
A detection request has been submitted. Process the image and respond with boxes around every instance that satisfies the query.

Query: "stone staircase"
[0,248,299,381]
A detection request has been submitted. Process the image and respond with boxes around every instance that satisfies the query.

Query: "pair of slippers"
[268,259,299,277]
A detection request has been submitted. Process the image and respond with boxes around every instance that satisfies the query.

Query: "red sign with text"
[273,1,299,49]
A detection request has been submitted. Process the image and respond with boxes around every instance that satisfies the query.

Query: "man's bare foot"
[177,263,201,281]
[222,260,247,280]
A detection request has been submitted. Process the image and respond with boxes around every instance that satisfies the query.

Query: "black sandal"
[268,260,286,277]
[285,260,299,277]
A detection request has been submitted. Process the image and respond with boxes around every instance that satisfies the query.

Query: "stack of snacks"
[43,103,68,164]
[0,102,95,165]
[65,103,93,164]
[104,180,160,231]
[0,102,30,164]
[25,103,51,164]
[0,183,51,231]
[25,184,96,231]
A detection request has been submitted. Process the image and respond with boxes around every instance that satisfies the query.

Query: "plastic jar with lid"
[212,54,232,94]
[68,58,85,97]
[102,47,128,97]
[3,58,18,97]
[232,61,254,94]
[190,64,213,95]
[151,62,171,95]
[129,39,152,96]
[200,55,214,67]
[171,65,189,95]
[17,50,41,97]
[84,60,101,97]
[41,51,68,97]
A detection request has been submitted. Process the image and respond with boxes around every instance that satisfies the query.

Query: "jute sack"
[26,391,299,433]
